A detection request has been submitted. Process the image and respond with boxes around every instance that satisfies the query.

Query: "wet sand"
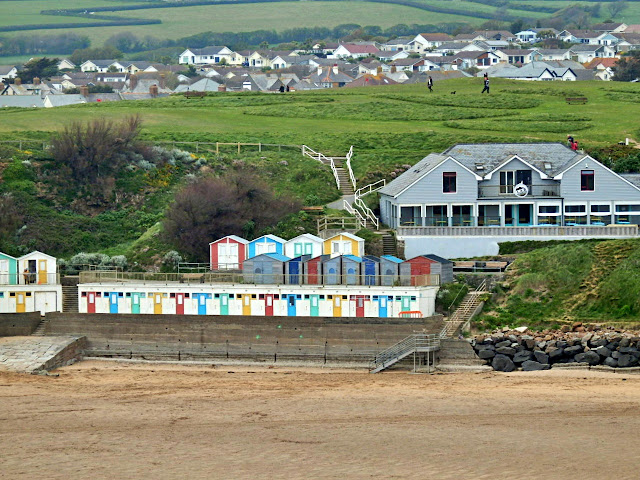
[1,360,640,479]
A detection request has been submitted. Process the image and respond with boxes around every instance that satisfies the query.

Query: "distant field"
[0,79,638,175]
[0,0,124,27]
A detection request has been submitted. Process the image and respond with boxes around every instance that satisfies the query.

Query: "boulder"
[492,354,516,372]
[496,347,516,356]
[612,351,621,359]
[513,351,534,364]
[548,348,564,361]
[564,345,584,356]
[478,349,496,360]
[508,335,518,343]
[556,340,569,349]
[514,326,529,333]
[534,351,550,364]
[618,347,638,354]
[575,351,601,366]
[522,360,551,371]
[496,340,511,348]
[604,357,618,368]
[620,338,631,348]
[617,354,639,368]
[523,338,536,350]
[536,341,547,350]
[594,346,612,358]
[561,325,571,333]
[591,338,608,348]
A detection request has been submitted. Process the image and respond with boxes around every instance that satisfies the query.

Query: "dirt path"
[1,360,640,479]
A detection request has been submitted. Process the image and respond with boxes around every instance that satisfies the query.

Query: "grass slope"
[476,239,640,327]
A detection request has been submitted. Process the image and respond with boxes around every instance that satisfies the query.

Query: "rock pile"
[472,323,640,371]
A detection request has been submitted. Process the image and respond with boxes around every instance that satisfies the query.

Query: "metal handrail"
[343,199,367,226]
[355,179,386,199]
[345,146,356,191]
[354,198,379,229]
[371,333,440,372]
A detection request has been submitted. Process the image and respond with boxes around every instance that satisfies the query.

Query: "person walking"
[481,76,490,94]
[567,134,574,148]
[427,76,433,92]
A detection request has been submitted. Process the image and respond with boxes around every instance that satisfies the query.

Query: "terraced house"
[378,143,640,258]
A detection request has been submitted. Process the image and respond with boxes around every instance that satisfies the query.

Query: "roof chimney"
[149,84,158,97]
[33,77,40,85]
[14,77,21,85]
[80,85,89,97]
[129,74,138,91]
[218,84,227,92]
[159,73,166,89]
[332,64,338,75]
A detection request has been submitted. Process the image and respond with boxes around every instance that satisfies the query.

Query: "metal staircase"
[370,333,440,373]
[440,280,488,338]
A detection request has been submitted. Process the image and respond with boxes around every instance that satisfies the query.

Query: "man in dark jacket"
[481,77,490,94]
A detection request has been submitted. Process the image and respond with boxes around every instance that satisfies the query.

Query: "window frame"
[442,171,457,194]
[581,170,595,191]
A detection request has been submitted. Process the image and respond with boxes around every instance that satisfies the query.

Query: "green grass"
[0,0,118,28]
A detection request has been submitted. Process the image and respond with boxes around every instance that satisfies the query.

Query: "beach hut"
[303,254,330,285]
[284,233,323,259]
[209,235,248,270]
[0,252,18,285]
[341,255,362,285]
[322,255,342,285]
[242,253,289,284]
[400,254,451,286]
[362,255,381,286]
[17,251,57,285]
[323,232,365,257]
[285,255,311,285]
[380,255,403,286]
[248,234,286,259]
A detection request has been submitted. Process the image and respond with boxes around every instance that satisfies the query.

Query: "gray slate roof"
[0,96,44,108]
[620,174,640,188]
[379,143,582,197]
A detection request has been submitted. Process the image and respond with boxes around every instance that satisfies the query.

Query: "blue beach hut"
[247,234,286,259]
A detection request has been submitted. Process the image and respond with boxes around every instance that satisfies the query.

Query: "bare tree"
[608,1,628,18]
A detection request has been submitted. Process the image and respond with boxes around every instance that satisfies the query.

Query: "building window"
[581,170,594,191]
[443,172,456,193]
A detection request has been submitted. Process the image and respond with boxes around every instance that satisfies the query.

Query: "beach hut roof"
[252,234,286,243]
[325,232,364,242]
[288,233,323,242]
[208,235,248,245]
[18,250,56,260]
[381,255,404,263]
[343,255,363,262]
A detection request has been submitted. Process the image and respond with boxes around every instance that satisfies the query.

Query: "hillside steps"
[335,167,354,195]
[381,231,397,256]
[31,318,49,337]
[62,285,79,313]
[441,281,488,338]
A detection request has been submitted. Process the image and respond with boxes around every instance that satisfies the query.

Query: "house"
[495,49,539,65]
[591,23,627,33]
[242,253,289,284]
[2,78,58,96]
[584,58,618,80]
[534,49,572,61]
[390,57,440,72]
[80,60,125,73]
[248,235,286,259]
[333,43,380,59]
[378,143,640,257]
[209,235,248,270]
[380,255,403,286]
[473,30,517,42]
[0,96,44,108]
[377,50,409,62]
[516,30,539,43]
[57,59,75,70]
[18,251,57,285]
[482,62,577,81]
[284,234,323,259]
[358,59,390,75]
[379,37,413,52]
[432,42,468,55]
[307,65,354,88]
[174,77,221,93]
[0,252,18,285]
[596,32,622,46]
[43,94,86,108]
[410,33,452,52]
[569,44,614,63]
[345,74,398,88]
[179,46,238,65]
[323,233,365,257]
[122,73,172,95]
[557,30,601,45]
[0,65,18,82]
[400,255,453,285]
[453,51,501,69]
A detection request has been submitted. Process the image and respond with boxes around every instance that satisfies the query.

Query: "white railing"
[370,333,440,373]
[343,199,367,227]
[345,146,356,191]
[354,179,386,199]
[302,144,340,191]
[354,197,379,230]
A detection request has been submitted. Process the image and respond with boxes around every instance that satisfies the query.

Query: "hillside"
[476,238,640,328]
[0,79,639,266]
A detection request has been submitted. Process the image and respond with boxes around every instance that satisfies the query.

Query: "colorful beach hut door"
[131,293,141,314]
[401,296,411,312]
[333,296,342,317]
[109,292,119,314]
[175,293,185,315]
[220,294,229,315]
[378,296,388,318]
[219,243,238,269]
[355,296,366,317]
[153,293,163,314]
[193,293,208,315]
[16,292,26,313]
[87,292,97,314]
[0,259,9,284]
[242,294,252,316]
[310,295,319,317]
[364,261,376,286]
[38,259,47,284]
[289,260,301,284]
[265,294,274,316]
[287,295,297,316]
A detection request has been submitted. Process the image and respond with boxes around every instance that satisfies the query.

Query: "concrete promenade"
[0,336,86,373]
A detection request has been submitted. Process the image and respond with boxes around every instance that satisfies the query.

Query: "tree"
[0,193,23,253]
[69,45,123,65]
[608,1,628,18]
[164,171,301,261]
[612,51,640,82]
[16,57,59,83]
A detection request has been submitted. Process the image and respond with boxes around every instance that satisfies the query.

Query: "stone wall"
[46,313,443,364]
[0,313,42,336]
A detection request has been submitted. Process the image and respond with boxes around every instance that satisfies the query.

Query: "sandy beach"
[1,360,640,479]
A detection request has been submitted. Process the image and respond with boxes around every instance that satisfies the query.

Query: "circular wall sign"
[514,182,529,197]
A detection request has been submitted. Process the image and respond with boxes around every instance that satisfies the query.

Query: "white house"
[57,59,75,70]
[80,60,126,73]
[516,30,539,43]
[0,65,18,82]
[333,43,380,59]
[179,46,238,65]
[284,234,324,259]
[410,33,453,52]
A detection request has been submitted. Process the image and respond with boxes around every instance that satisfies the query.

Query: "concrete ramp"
[0,336,86,374]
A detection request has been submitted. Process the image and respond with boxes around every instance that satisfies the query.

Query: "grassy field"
[1,79,638,176]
